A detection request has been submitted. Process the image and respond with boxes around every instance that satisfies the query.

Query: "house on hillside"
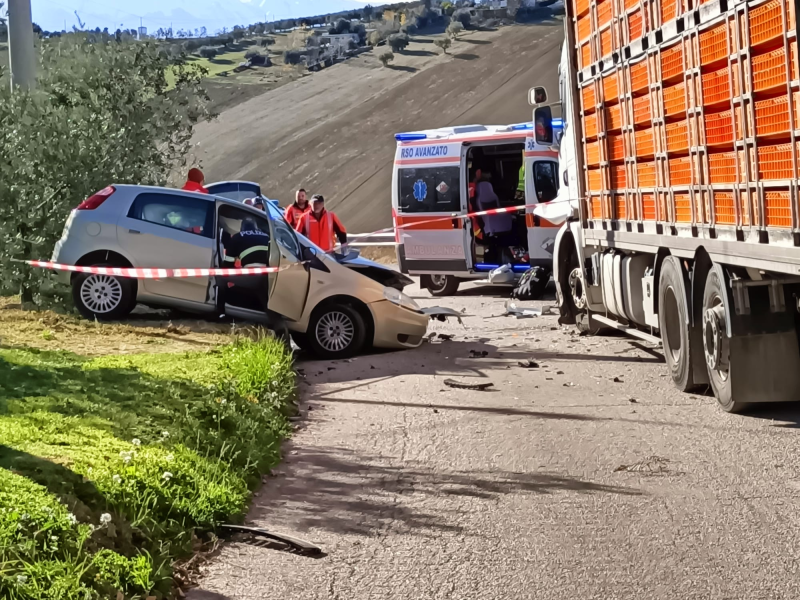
[382,9,407,25]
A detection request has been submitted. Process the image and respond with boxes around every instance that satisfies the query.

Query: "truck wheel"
[72,268,136,322]
[658,256,696,392]
[422,274,460,297]
[307,303,366,359]
[702,269,748,413]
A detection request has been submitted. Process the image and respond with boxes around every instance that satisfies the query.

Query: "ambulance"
[391,120,561,296]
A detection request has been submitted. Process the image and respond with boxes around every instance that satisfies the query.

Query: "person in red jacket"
[285,188,310,228]
[181,168,209,194]
[295,194,347,252]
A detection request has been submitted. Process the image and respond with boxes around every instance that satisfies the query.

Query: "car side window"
[218,205,271,248]
[128,193,213,238]
[270,216,302,259]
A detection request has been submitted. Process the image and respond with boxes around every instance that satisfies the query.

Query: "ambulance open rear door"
[524,136,560,268]
[393,141,471,275]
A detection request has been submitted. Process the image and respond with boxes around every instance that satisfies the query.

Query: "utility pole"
[7,0,36,90]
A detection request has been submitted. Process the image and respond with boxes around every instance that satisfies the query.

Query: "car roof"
[112,184,267,213]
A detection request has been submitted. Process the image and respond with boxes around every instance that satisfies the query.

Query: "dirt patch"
[0,296,259,356]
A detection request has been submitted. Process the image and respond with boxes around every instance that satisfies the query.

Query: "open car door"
[265,204,310,322]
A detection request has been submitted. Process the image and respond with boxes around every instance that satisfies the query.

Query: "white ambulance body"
[391,123,560,296]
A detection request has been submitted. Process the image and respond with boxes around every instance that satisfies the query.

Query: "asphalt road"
[190,280,800,600]
[193,20,564,233]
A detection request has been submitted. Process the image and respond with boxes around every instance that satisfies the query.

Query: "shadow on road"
[389,65,419,73]
[248,446,641,537]
[454,53,480,61]
[402,49,436,56]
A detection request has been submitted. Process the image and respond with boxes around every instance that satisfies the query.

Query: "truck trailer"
[538,0,800,411]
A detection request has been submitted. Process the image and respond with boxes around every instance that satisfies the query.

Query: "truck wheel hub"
[703,305,729,373]
[568,268,586,310]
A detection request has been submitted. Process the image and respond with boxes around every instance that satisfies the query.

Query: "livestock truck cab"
[392,123,560,296]
[542,0,800,414]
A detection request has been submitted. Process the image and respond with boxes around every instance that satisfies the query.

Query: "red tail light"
[77,186,115,210]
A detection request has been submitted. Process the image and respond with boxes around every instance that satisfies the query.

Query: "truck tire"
[658,256,696,392]
[702,268,748,413]
[422,274,460,297]
[72,266,137,322]
[307,303,366,359]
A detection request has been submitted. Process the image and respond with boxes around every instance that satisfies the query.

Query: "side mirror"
[534,105,554,145]
[528,86,548,106]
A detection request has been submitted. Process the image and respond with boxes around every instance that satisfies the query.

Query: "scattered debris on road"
[614,456,670,474]
[443,378,494,391]
[218,525,323,556]
[518,359,540,368]
[504,301,547,319]
[613,377,623,383]
[629,398,638,403]
[469,350,489,358]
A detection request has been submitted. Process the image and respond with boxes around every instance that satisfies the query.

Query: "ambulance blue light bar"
[552,118,564,128]
[511,123,533,130]
[395,133,427,142]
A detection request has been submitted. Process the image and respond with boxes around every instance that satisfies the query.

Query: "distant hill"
[33,0,415,35]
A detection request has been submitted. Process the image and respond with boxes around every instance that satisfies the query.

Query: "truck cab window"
[534,161,559,202]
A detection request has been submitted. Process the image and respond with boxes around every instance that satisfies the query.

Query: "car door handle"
[128,229,141,234]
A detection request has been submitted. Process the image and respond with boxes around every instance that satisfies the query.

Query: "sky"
[32,0,408,34]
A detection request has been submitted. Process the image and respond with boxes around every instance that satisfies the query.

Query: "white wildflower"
[161,431,170,438]
[16,575,27,584]
[100,513,112,525]
[50,535,58,541]
[131,438,141,447]
[119,451,133,464]
[165,453,174,463]
[67,513,77,525]
[20,513,29,521]
[112,474,122,484]
[220,398,227,405]
[162,471,173,481]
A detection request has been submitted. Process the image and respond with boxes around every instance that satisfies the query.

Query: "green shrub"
[198,45,218,58]
[388,32,409,52]
[378,50,395,67]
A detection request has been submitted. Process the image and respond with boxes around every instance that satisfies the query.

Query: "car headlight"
[383,287,420,311]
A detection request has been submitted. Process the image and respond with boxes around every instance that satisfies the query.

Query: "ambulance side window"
[398,167,461,213]
[534,161,559,202]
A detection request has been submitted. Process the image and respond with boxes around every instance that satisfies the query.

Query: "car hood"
[333,253,414,291]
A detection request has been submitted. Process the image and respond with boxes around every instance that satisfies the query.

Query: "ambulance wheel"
[422,274,460,297]
[72,266,137,322]
[308,303,366,359]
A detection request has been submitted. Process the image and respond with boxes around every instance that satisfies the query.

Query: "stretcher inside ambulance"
[392,122,561,296]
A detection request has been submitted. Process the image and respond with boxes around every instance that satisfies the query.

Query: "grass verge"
[0,336,295,599]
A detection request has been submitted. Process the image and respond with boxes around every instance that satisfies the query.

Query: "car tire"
[422,274,460,297]
[307,303,366,359]
[72,267,136,322]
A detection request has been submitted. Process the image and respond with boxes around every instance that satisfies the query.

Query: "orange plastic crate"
[713,191,737,224]
[577,15,592,41]
[699,21,729,67]
[600,26,614,57]
[749,0,789,49]
[757,143,795,180]
[666,121,690,153]
[708,151,739,183]
[634,128,656,156]
[623,0,639,11]
[588,169,604,191]
[660,43,684,82]
[582,83,597,113]
[702,66,731,106]
[577,0,591,17]
[605,103,623,131]
[637,162,657,187]
[586,140,602,165]
[660,0,681,24]
[663,82,687,117]
[754,92,800,136]
[580,39,593,69]
[630,60,649,94]
[752,46,795,94]
[642,192,657,219]
[611,164,627,188]
[584,112,600,139]
[765,190,792,226]
[602,71,619,102]
[627,9,644,43]
[632,95,652,125]
[597,0,613,27]
[589,196,604,218]
[608,134,625,160]
[614,193,628,219]
[705,110,735,147]
[674,193,692,222]
[669,157,694,185]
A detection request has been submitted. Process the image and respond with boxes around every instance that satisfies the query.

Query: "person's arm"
[294,212,306,233]
[332,214,347,244]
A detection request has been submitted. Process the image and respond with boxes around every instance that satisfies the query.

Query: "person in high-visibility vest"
[182,168,209,194]
[468,168,484,241]
[296,194,347,252]
[285,188,311,228]
[515,153,526,202]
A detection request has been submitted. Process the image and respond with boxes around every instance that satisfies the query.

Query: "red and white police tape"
[24,261,281,279]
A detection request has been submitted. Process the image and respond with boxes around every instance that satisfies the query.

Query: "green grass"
[0,337,296,599]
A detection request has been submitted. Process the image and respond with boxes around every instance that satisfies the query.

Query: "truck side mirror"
[528,86,548,106]
[534,105,554,145]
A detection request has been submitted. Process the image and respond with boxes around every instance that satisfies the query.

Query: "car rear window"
[398,167,461,213]
[128,193,214,238]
